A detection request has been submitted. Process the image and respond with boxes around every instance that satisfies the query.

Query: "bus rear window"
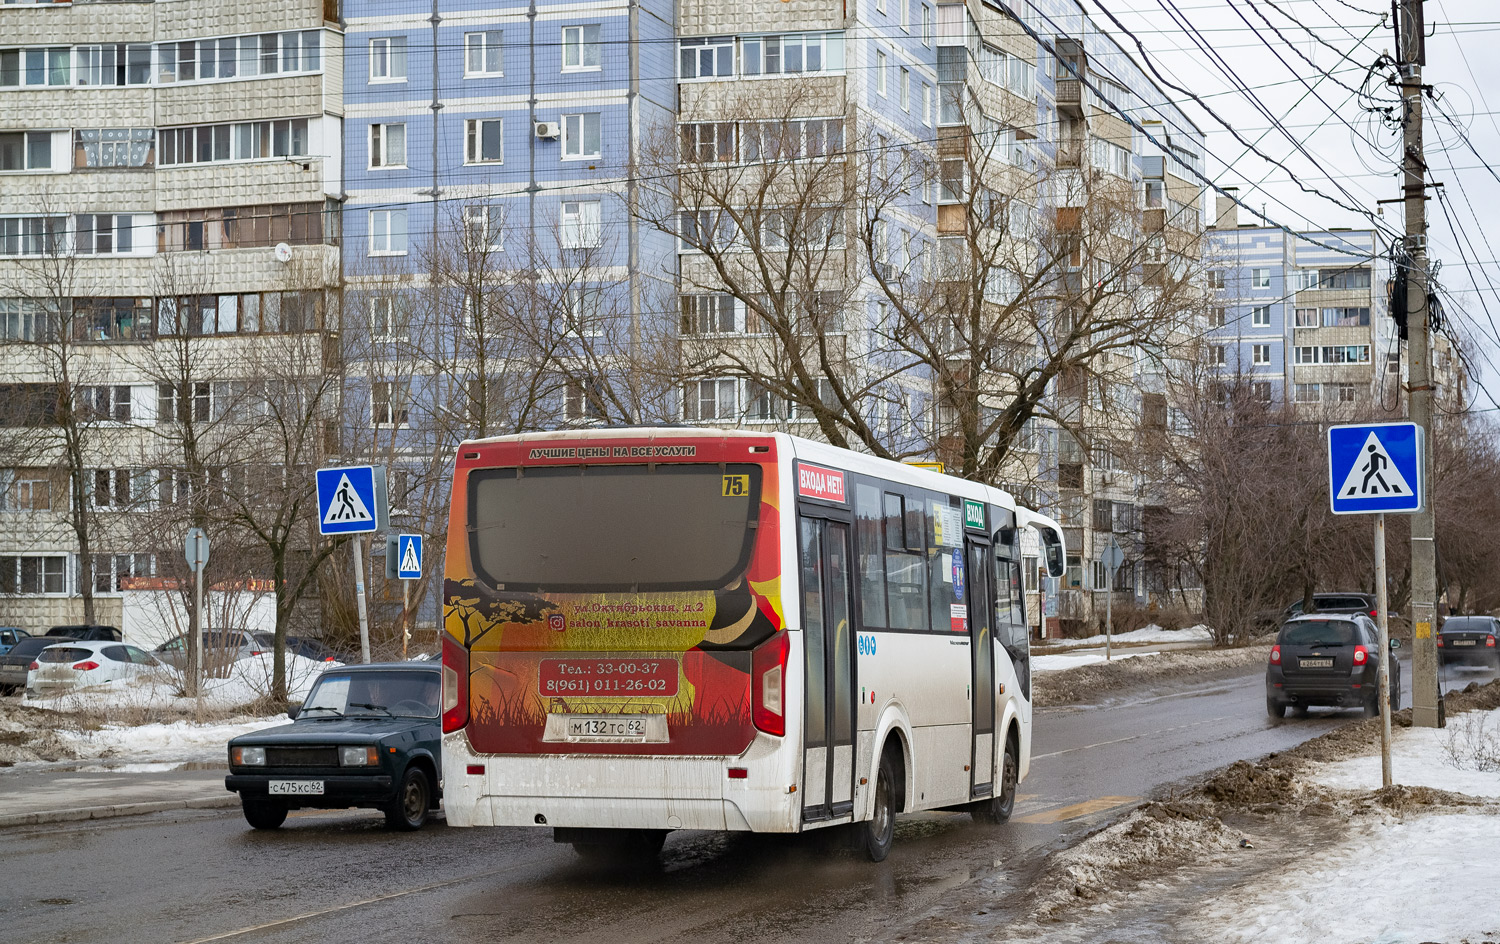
[468,464,761,592]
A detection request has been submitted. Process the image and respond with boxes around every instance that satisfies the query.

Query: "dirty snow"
[1037,624,1214,649]
[1307,706,1500,798]
[1185,813,1500,944]
[53,717,289,765]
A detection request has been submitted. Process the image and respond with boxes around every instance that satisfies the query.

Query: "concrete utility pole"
[1398,0,1441,728]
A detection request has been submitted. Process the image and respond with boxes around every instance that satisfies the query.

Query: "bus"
[439,428,1065,861]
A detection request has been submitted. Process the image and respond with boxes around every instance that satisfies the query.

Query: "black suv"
[1267,614,1401,718]
[1438,615,1500,669]
[225,662,441,830]
[1270,593,1379,627]
[46,624,122,642]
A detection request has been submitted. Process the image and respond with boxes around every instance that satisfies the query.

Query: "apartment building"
[0,0,343,634]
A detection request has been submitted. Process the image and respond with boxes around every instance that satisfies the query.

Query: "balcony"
[1055,78,1083,118]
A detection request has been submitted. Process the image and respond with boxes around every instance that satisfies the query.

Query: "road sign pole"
[352,536,371,664]
[1375,514,1393,788]
[1105,570,1113,662]
[402,579,411,661]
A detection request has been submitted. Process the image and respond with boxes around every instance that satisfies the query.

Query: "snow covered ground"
[20,652,335,714]
[1307,706,1500,798]
[1032,650,1150,673]
[52,717,289,766]
[1036,624,1214,649]
[1186,814,1500,943]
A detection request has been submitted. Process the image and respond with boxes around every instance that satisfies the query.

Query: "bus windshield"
[468,464,761,593]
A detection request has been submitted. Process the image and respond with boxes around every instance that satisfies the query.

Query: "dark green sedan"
[225,662,442,831]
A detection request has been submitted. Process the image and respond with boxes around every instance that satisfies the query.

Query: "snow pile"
[1185,813,1500,944]
[53,717,288,765]
[1306,707,1500,798]
[1038,624,1214,650]
[21,652,337,714]
[1032,650,1149,674]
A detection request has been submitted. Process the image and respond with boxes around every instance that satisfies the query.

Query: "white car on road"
[26,640,162,696]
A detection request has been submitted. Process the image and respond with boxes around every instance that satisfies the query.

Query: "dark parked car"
[1277,593,1379,625]
[285,636,344,663]
[0,635,77,694]
[0,627,30,656]
[1438,615,1500,669]
[1267,614,1401,718]
[225,662,441,831]
[46,624,122,642]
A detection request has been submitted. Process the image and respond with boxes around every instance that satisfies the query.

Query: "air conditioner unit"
[534,122,561,139]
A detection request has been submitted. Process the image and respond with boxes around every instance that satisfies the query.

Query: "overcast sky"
[1105,0,1500,406]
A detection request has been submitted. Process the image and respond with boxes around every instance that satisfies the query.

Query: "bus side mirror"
[1040,526,1065,579]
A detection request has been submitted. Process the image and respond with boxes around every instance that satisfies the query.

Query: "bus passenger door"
[798,515,857,822]
[966,539,995,797]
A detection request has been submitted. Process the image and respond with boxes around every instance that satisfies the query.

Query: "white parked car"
[26,640,162,696]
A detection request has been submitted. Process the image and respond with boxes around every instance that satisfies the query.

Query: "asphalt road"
[2,656,1474,944]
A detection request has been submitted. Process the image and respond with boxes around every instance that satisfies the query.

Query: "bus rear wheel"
[972,737,1018,825]
[859,750,898,862]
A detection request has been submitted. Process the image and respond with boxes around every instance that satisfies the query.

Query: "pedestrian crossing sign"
[315,466,387,535]
[396,534,422,579]
[1328,423,1424,515]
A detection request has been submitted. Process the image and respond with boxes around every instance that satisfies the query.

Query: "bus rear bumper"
[441,731,800,834]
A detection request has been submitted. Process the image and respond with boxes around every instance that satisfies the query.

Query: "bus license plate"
[1299,658,1334,668]
[566,716,647,740]
[269,780,324,795]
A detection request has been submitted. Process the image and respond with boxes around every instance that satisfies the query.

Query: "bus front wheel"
[859,750,899,862]
[971,737,1018,825]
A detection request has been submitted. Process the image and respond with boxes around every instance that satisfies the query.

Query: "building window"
[0,131,52,172]
[462,204,505,250]
[561,113,601,160]
[159,120,308,166]
[1209,345,1225,366]
[157,381,212,422]
[1252,343,1271,365]
[1294,382,1321,403]
[1208,307,1225,327]
[922,84,933,126]
[921,4,934,45]
[740,118,844,161]
[875,49,887,96]
[1295,307,1318,327]
[680,122,736,163]
[564,377,604,421]
[74,129,154,169]
[681,294,737,335]
[0,470,52,512]
[1251,267,1271,289]
[73,214,136,255]
[741,32,845,76]
[1332,382,1357,403]
[0,216,65,256]
[368,208,408,255]
[683,379,738,421]
[372,381,409,427]
[0,47,71,87]
[75,44,152,87]
[78,385,133,422]
[90,468,150,510]
[370,294,408,341]
[1207,269,1225,289]
[899,67,910,111]
[370,123,406,168]
[464,30,503,77]
[1251,305,1270,327]
[465,118,504,164]
[559,200,602,249]
[0,298,48,341]
[369,37,407,82]
[151,31,321,84]
[562,25,602,71]
[0,555,66,594]
[92,553,154,593]
[1294,345,1318,365]
[679,36,733,79]
[1321,306,1371,327]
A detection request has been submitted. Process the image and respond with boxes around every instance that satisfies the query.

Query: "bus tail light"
[442,634,469,733]
[1353,645,1368,666]
[752,631,789,736]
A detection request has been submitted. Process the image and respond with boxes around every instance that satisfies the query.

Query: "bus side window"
[884,491,927,630]
[929,497,962,632]
[854,483,887,628]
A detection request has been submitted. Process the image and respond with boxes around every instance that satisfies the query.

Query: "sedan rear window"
[1280,620,1359,647]
[39,647,93,663]
[1442,617,1494,632]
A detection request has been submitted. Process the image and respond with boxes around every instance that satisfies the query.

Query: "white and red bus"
[440,428,1064,860]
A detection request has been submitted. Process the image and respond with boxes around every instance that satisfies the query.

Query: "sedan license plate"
[1299,658,1334,668]
[269,780,324,796]
[566,716,647,740]
[1452,640,1477,647]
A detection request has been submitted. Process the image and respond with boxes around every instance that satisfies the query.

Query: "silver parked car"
[154,630,275,675]
[27,641,162,696]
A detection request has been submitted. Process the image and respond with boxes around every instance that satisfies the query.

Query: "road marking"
[1012,796,1138,824]
[174,866,521,944]
[1031,715,1231,760]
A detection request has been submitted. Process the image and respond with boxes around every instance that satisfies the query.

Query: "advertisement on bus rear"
[443,435,785,755]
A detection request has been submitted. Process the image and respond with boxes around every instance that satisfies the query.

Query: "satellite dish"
[274,242,293,263]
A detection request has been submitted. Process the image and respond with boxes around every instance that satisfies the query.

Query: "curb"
[0,794,238,828]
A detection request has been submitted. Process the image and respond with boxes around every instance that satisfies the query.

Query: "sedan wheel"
[242,800,288,830]
[385,767,431,831]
